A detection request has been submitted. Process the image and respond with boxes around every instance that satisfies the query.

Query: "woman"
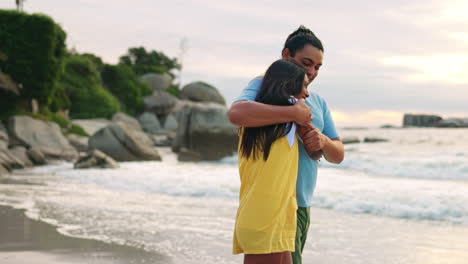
[233,59,309,264]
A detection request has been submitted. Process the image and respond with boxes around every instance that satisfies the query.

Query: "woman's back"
[233,133,299,254]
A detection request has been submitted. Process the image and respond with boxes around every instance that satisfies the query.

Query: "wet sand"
[0,205,167,264]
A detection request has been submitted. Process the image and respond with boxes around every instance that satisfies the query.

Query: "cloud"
[441,0,468,21]
[2,0,467,125]
[380,54,468,84]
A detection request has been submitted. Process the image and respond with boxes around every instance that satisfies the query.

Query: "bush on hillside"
[101,64,152,115]
[59,55,121,119]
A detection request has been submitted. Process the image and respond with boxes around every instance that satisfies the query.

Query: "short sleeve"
[234,77,262,102]
[321,99,340,139]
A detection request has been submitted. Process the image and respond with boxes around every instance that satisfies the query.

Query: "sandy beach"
[1,133,468,264]
[0,205,166,264]
[2,202,468,264]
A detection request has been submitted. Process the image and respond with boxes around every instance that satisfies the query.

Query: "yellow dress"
[233,134,299,254]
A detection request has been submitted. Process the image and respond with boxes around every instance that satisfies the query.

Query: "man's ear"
[281,48,290,59]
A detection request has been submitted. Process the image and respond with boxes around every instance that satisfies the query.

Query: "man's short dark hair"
[283,25,324,56]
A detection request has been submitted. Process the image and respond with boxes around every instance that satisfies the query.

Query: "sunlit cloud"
[380,54,468,84]
[442,0,468,21]
[332,110,403,126]
[449,32,468,42]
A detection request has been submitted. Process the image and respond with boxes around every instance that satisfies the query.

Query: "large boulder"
[9,146,34,167]
[67,134,89,153]
[27,147,47,165]
[89,122,161,161]
[0,122,8,149]
[0,164,8,175]
[150,132,175,147]
[180,82,226,105]
[71,119,112,136]
[143,91,178,115]
[403,114,442,127]
[138,73,173,91]
[112,112,143,131]
[0,149,25,171]
[173,102,237,161]
[163,114,178,131]
[138,112,161,134]
[7,116,78,161]
[74,149,119,169]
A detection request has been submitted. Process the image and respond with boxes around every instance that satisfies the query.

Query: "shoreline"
[0,205,167,264]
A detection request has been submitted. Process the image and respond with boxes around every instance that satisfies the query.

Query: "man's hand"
[293,99,312,126]
[308,150,323,161]
[297,124,323,160]
[301,126,326,152]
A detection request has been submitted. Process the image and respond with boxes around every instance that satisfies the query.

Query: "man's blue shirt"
[235,77,339,207]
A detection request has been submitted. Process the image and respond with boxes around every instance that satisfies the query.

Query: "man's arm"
[228,99,312,127]
[321,137,344,164]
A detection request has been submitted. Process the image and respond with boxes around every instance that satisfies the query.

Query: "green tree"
[0,10,66,110]
[119,47,181,76]
[101,64,152,115]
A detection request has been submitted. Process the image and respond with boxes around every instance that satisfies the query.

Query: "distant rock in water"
[363,137,389,143]
[7,115,78,161]
[180,82,226,105]
[380,124,399,129]
[342,136,360,144]
[138,72,173,91]
[436,118,468,128]
[173,102,237,161]
[89,122,161,162]
[403,114,442,127]
[74,149,119,169]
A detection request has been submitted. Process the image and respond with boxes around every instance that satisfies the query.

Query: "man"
[229,25,344,264]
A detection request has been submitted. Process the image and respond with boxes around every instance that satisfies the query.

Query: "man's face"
[283,44,323,85]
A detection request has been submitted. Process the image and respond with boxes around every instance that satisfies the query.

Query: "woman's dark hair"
[240,59,306,161]
[283,25,324,56]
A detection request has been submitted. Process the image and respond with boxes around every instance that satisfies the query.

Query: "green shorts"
[291,207,311,264]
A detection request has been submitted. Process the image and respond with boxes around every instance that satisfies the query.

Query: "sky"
[1,0,468,126]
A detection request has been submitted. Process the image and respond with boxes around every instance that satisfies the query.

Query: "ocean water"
[0,127,467,263]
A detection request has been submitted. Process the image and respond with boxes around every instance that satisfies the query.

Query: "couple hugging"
[230,25,345,264]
